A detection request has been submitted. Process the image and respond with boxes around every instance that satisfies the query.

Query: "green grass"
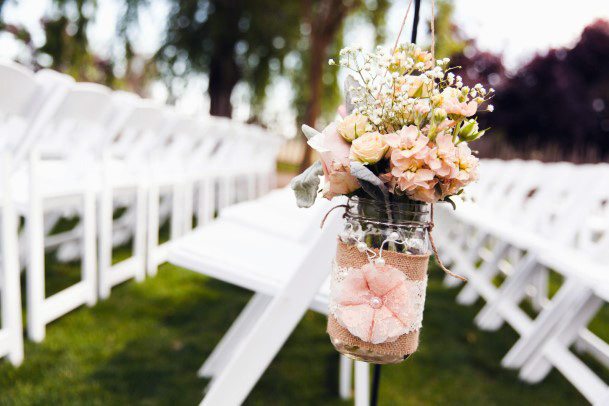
[0,251,596,405]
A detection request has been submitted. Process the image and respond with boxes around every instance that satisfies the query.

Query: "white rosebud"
[328,59,335,66]
[487,104,495,112]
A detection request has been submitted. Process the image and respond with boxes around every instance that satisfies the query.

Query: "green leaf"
[443,195,457,210]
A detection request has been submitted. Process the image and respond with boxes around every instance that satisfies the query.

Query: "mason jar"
[328,196,432,364]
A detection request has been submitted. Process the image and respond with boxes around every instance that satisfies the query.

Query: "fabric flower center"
[369,296,383,309]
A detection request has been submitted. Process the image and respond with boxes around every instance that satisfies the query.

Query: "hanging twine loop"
[429,204,466,281]
[320,204,349,229]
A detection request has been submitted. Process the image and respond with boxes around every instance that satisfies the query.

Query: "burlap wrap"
[328,240,430,359]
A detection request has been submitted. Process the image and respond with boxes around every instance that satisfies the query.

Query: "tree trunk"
[208,0,242,118]
[298,0,353,173]
[299,34,329,172]
[209,55,240,117]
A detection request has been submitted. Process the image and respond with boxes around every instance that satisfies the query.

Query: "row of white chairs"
[435,159,609,405]
[0,60,281,366]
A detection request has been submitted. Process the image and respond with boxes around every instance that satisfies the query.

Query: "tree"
[147,0,304,117]
[296,0,388,171]
[488,19,609,161]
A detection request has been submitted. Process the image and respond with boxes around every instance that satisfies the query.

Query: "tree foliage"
[487,20,609,160]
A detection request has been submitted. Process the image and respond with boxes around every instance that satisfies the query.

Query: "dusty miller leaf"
[290,161,323,208]
[344,75,361,115]
[301,124,320,141]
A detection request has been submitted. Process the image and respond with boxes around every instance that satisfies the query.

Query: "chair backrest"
[0,61,38,116]
[0,62,46,158]
[21,81,114,164]
[110,96,173,163]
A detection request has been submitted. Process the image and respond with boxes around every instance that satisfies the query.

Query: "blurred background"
[2,0,609,173]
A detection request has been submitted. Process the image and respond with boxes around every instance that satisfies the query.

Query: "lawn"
[0,252,595,405]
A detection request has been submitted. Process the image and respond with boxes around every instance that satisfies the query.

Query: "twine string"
[429,204,467,281]
[320,204,349,229]
[430,0,436,61]
[391,0,415,54]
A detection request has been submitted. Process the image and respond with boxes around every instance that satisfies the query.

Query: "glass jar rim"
[345,196,431,227]
[346,196,430,212]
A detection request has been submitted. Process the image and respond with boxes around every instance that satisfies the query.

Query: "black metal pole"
[411,0,422,43]
[370,364,382,406]
[370,2,423,405]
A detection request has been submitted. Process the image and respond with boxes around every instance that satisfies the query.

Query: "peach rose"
[350,132,388,164]
[337,113,369,142]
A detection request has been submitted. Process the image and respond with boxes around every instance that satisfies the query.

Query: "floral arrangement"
[291,43,493,207]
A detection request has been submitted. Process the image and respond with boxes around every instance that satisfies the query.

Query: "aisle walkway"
[0,251,599,404]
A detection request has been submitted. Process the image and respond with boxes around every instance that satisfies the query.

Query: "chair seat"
[537,247,609,300]
[168,219,330,313]
[220,195,332,243]
[8,159,144,210]
[453,204,555,254]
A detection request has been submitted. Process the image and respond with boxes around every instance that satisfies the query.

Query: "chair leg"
[26,151,46,342]
[354,361,370,406]
[82,191,97,306]
[170,184,183,241]
[475,253,538,330]
[520,294,603,384]
[98,182,113,300]
[133,185,147,282]
[339,355,353,400]
[2,154,24,365]
[147,184,160,277]
[501,279,589,369]
[183,181,194,233]
[199,293,272,378]
[456,240,508,305]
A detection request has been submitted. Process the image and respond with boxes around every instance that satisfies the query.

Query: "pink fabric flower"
[334,263,426,344]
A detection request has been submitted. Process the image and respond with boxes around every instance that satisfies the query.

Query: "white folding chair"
[19,80,115,341]
[168,194,370,405]
[96,96,175,298]
[0,154,23,366]
[494,167,609,399]
[0,61,65,361]
[192,204,363,405]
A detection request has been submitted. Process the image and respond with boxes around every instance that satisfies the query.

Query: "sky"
[2,0,609,136]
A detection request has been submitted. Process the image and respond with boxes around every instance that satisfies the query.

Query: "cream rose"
[350,132,388,164]
[337,113,369,142]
